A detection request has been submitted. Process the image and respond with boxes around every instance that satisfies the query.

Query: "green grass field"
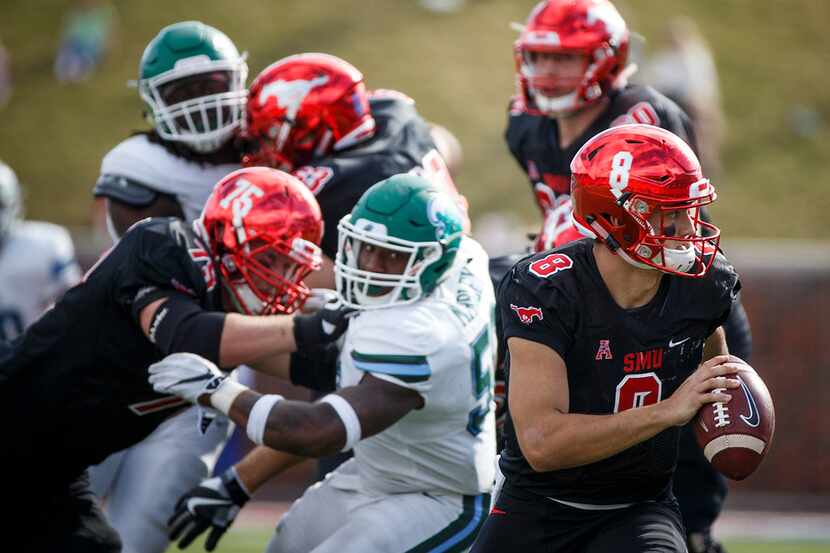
[166,528,830,553]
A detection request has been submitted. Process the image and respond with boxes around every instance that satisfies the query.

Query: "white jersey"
[100,134,240,223]
[338,236,497,496]
[0,221,81,339]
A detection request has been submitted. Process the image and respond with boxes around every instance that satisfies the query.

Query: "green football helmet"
[336,173,464,309]
[138,21,247,153]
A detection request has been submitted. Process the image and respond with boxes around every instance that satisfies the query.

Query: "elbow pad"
[148,294,226,366]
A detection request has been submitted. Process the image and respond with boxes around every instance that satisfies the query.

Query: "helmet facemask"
[335,217,443,310]
[140,55,248,153]
[585,183,721,277]
[219,234,321,316]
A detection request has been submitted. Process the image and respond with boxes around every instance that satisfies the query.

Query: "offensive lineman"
[0,161,81,340]
[150,174,495,553]
[88,21,247,553]
[0,168,349,552]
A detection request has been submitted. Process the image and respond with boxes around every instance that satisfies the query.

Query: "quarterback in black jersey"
[500,3,749,550]
[472,125,751,553]
[0,168,351,552]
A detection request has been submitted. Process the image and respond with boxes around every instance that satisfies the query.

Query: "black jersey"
[505,85,697,215]
[497,239,739,505]
[0,218,221,491]
[293,91,448,259]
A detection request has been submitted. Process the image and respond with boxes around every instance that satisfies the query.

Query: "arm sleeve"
[497,267,574,360]
[143,293,225,365]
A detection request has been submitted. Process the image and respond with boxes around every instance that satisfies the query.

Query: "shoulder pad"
[94,173,159,207]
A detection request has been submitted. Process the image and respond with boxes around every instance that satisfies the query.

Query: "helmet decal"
[258,75,330,120]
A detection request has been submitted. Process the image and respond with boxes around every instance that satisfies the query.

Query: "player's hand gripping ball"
[694,356,775,480]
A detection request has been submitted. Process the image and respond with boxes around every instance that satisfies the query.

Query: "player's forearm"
[517,404,671,472]
[228,390,346,457]
[218,313,297,366]
[234,445,306,494]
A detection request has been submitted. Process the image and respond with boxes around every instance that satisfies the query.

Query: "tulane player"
[150,175,495,553]
[0,161,80,340]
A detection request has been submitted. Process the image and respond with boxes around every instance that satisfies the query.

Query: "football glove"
[148,352,227,405]
[168,468,250,552]
[293,297,355,351]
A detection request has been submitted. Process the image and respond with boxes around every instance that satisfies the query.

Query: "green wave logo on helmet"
[335,174,464,309]
[426,193,463,242]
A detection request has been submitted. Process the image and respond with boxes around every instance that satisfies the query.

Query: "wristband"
[246,394,284,445]
[319,394,362,452]
[210,379,248,415]
[224,466,252,503]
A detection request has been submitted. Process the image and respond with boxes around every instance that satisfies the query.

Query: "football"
[694,360,775,480]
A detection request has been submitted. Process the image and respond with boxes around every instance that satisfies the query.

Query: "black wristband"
[221,468,250,505]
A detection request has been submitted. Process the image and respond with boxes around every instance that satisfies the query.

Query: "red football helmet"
[514,0,630,116]
[570,124,720,277]
[243,53,375,171]
[198,167,323,315]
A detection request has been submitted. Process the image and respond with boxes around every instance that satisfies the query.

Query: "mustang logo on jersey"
[510,304,543,324]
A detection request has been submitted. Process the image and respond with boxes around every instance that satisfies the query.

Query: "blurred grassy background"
[1,0,828,239]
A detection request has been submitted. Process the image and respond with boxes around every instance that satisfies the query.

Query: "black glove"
[168,468,250,551]
[293,297,355,351]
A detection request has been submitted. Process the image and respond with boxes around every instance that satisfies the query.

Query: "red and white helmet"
[198,167,323,315]
[570,124,720,277]
[243,53,375,171]
[514,0,630,116]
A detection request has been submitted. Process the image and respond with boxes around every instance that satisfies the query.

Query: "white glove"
[148,353,226,404]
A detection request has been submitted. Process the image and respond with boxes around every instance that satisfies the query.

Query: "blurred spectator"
[0,36,11,107]
[640,16,725,180]
[54,0,116,83]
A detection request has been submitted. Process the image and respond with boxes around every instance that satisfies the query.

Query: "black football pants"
[470,483,687,553]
